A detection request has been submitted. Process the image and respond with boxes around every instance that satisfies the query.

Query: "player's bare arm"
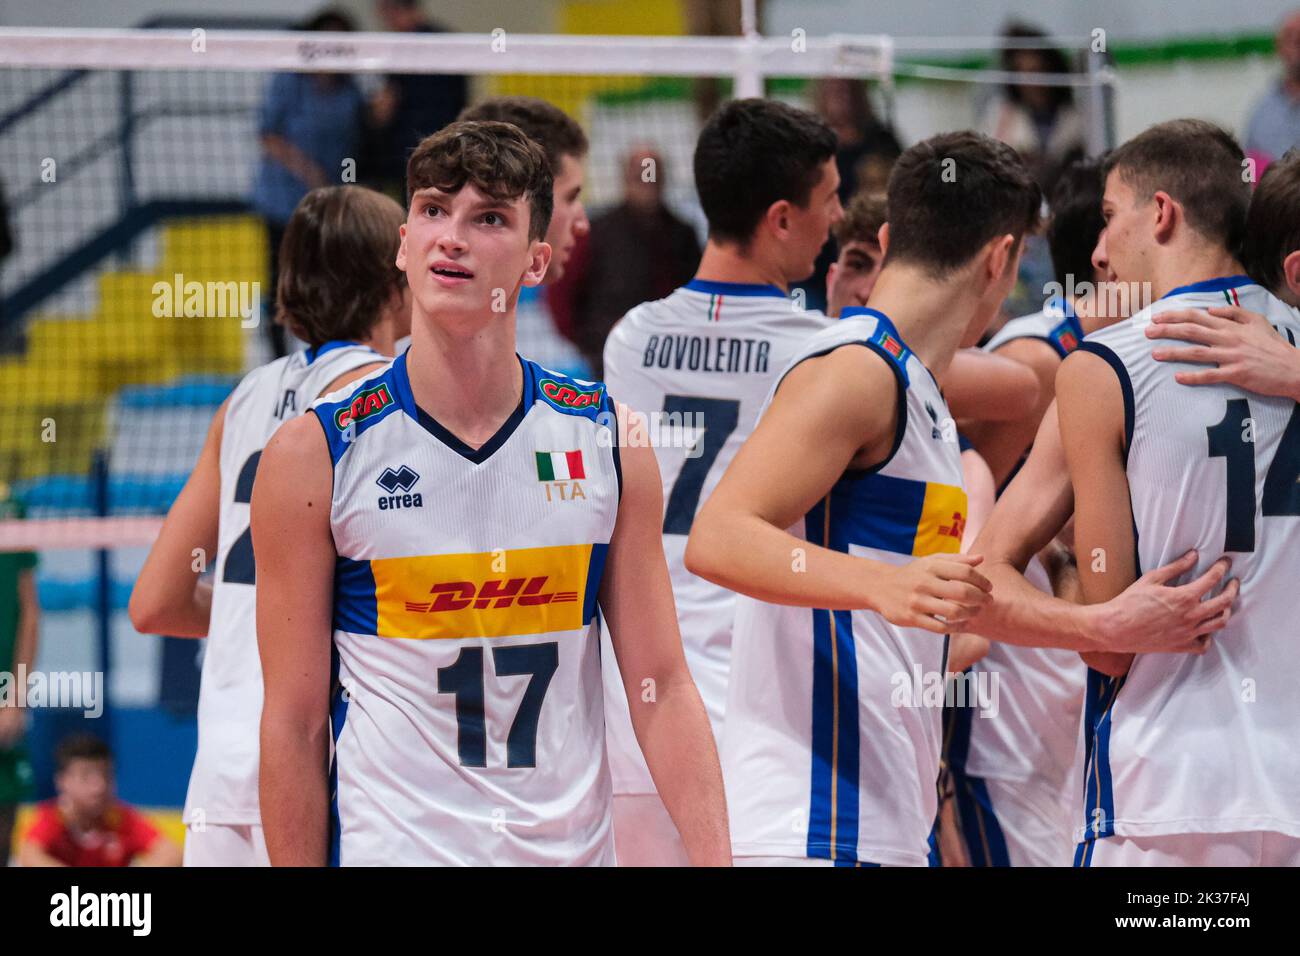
[602,406,730,866]
[946,448,997,672]
[1148,305,1300,400]
[128,395,228,638]
[252,414,336,867]
[1057,351,1201,676]
[942,347,1041,424]
[967,401,1236,652]
[686,345,992,635]
[959,337,1060,486]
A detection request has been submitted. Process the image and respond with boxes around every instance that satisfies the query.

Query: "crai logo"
[334,383,394,430]
[539,377,603,410]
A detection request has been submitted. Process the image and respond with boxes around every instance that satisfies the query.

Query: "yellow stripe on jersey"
[370,544,593,640]
[914,482,968,556]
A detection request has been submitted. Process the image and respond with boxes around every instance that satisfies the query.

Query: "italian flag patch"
[536,450,586,481]
[879,333,905,359]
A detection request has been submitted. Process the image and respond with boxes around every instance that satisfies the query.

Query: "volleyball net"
[0,26,1115,558]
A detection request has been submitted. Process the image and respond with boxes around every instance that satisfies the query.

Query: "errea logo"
[376,465,422,510]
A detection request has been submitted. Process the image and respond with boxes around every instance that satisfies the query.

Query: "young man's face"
[1093,170,1153,289]
[542,153,590,285]
[57,758,112,820]
[826,236,883,316]
[398,181,550,320]
[784,158,843,284]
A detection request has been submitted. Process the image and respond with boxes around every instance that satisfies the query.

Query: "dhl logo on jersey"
[370,543,592,639]
[913,482,968,556]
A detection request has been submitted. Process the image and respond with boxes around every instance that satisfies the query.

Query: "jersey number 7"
[661,395,740,535]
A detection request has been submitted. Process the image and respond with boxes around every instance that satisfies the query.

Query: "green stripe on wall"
[592,31,1277,106]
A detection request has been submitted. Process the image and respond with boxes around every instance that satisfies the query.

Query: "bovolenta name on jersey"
[642,334,772,374]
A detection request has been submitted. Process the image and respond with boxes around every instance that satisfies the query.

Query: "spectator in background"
[825,191,887,318]
[368,0,469,199]
[797,79,900,313]
[249,9,366,358]
[548,146,701,377]
[813,78,902,200]
[19,734,181,867]
[1245,10,1300,175]
[0,484,38,865]
[980,22,1085,194]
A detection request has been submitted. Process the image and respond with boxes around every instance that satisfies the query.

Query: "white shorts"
[612,793,689,867]
[733,856,837,867]
[183,823,270,867]
[1077,831,1300,867]
[954,774,1073,866]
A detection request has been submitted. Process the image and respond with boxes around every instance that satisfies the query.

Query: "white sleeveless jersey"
[599,279,833,795]
[184,341,383,826]
[984,295,1084,359]
[952,299,1087,793]
[947,557,1085,791]
[312,351,621,866]
[1074,276,1300,845]
[723,307,968,865]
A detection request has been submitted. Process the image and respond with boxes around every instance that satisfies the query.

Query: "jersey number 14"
[1207,399,1300,552]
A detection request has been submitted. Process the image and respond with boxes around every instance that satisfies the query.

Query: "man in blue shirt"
[1245,10,1300,173]
[250,11,366,356]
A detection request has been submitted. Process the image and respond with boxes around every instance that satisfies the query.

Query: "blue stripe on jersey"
[683,278,787,297]
[334,556,378,634]
[582,543,609,625]
[1047,312,1085,359]
[818,471,928,556]
[1160,274,1253,300]
[328,646,349,867]
[806,605,862,862]
[526,358,617,427]
[305,339,368,365]
[1080,669,1123,841]
[953,773,1012,866]
[1073,838,1096,867]
[313,356,405,466]
[805,493,863,863]
[943,675,975,774]
[839,307,913,386]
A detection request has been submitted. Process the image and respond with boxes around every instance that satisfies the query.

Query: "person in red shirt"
[19,733,180,867]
